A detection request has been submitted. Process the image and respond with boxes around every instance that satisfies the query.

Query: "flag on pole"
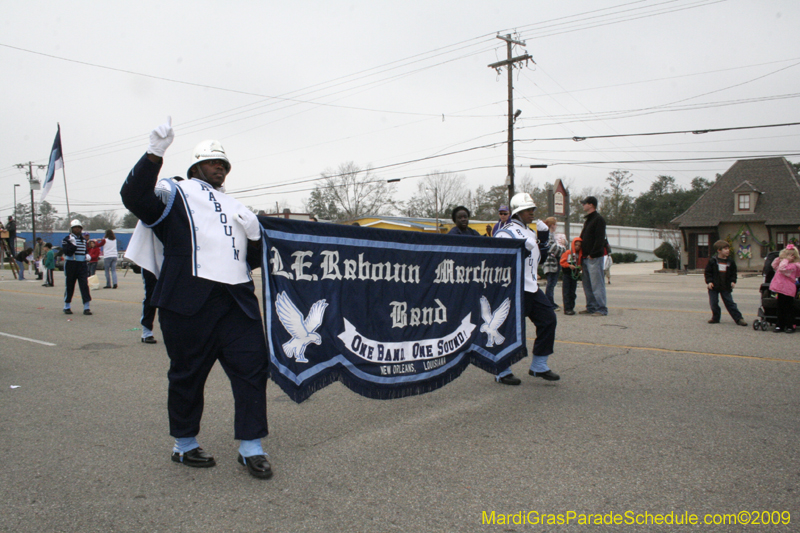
[40,125,63,203]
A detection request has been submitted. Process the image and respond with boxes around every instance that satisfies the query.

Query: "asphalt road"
[1,263,797,532]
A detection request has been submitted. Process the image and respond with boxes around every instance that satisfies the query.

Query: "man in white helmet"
[61,219,92,315]
[121,118,273,479]
[494,192,559,382]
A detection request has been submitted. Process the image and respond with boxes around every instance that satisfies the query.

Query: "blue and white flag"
[40,125,63,203]
[259,217,527,403]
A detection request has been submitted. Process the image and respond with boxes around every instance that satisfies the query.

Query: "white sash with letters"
[126,178,252,285]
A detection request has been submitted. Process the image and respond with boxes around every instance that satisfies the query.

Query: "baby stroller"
[752,251,800,331]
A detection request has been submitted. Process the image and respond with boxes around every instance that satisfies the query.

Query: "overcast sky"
[2,0,798,221]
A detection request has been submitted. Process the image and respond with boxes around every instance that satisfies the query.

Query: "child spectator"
[768,245,800,333]
[560,238,582,315]
[87,240,101,276]
[704,240,747,326]
[43,243,55,287]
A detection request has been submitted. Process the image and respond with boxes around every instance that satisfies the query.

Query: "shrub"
[610,252,638,263]
[653,242,678,269]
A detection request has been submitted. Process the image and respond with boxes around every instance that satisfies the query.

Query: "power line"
[517,121,800,142]
[535,153,800,166]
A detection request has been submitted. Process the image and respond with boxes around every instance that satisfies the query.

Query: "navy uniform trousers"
[140,269,158,332]
[159,284,269,441]
[524,289,557,357]
[64,260,91,305]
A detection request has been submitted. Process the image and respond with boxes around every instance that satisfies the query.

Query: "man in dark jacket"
[120,117,272,479]
[578,196,608,316]
[704,240,747,326]
[5,216,16,255]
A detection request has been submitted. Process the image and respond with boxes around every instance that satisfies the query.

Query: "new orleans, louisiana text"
[269,248,512,287]
[481,510,791,526]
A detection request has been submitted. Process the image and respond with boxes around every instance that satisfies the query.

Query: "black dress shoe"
[113,284,118,289]
[63,308,73,315]
[171,447,216,468]
[83,309,92,315]
[529,369,561,381]
[707,319,720,324]
[564,310,576,315]
[238,454,273,479]
[103,285,111,289]
[497,374,521,386]
[141,336,157,344]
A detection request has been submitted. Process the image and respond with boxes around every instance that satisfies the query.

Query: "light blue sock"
[239,439,265,458]
[530,355,550,373]
[142,326,153,339]
[84,302,91,311]
[495,368,513,382]
[173,436,199,454]
[64,304,71,310]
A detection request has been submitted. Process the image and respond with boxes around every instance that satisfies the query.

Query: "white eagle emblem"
[275,291,329,363]
[479,296,511,347]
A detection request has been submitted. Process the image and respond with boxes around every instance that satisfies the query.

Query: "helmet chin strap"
[192,164,224,191]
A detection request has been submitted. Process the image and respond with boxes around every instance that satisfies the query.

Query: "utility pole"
[488,34,533,205]
[15,162,45,246]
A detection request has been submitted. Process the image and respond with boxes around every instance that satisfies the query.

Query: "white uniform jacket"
[495,219,548,294]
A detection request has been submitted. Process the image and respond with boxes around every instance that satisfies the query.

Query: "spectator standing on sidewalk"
[578,196,608,316]
[604,254,613,284]
[87,240,101,276]
[5,216,16,256]
[704,240,747,327]
[33,237,45,280]
[541,217,566,310]
[560,238,582,315]
[490,205,511,236]
[97,229,118,288]
[43,243,55,287]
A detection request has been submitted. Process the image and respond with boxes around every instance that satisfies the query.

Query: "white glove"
[147,116,174,157]
[236,206,261,241]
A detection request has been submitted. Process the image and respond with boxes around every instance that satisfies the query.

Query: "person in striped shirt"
[61,219,92,315]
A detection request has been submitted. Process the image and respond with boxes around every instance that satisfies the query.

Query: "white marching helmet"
[510,192,536,216]
[70,219,83,228]
[187,140,231,179]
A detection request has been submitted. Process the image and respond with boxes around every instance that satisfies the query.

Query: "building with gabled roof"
[671,157,800,270]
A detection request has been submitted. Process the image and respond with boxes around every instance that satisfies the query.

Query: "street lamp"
[13,184,20,219]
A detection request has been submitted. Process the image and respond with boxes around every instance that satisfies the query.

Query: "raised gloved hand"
[236,206,261,241]
[147,116,174,157]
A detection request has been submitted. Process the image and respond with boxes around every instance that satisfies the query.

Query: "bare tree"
[602,170,635,226]
[306,162,397,222]
[516,174,551,218]
[402,171,466,219]
[87,211,120,231]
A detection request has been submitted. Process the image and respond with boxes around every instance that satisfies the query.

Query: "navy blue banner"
[259,217,527,403]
